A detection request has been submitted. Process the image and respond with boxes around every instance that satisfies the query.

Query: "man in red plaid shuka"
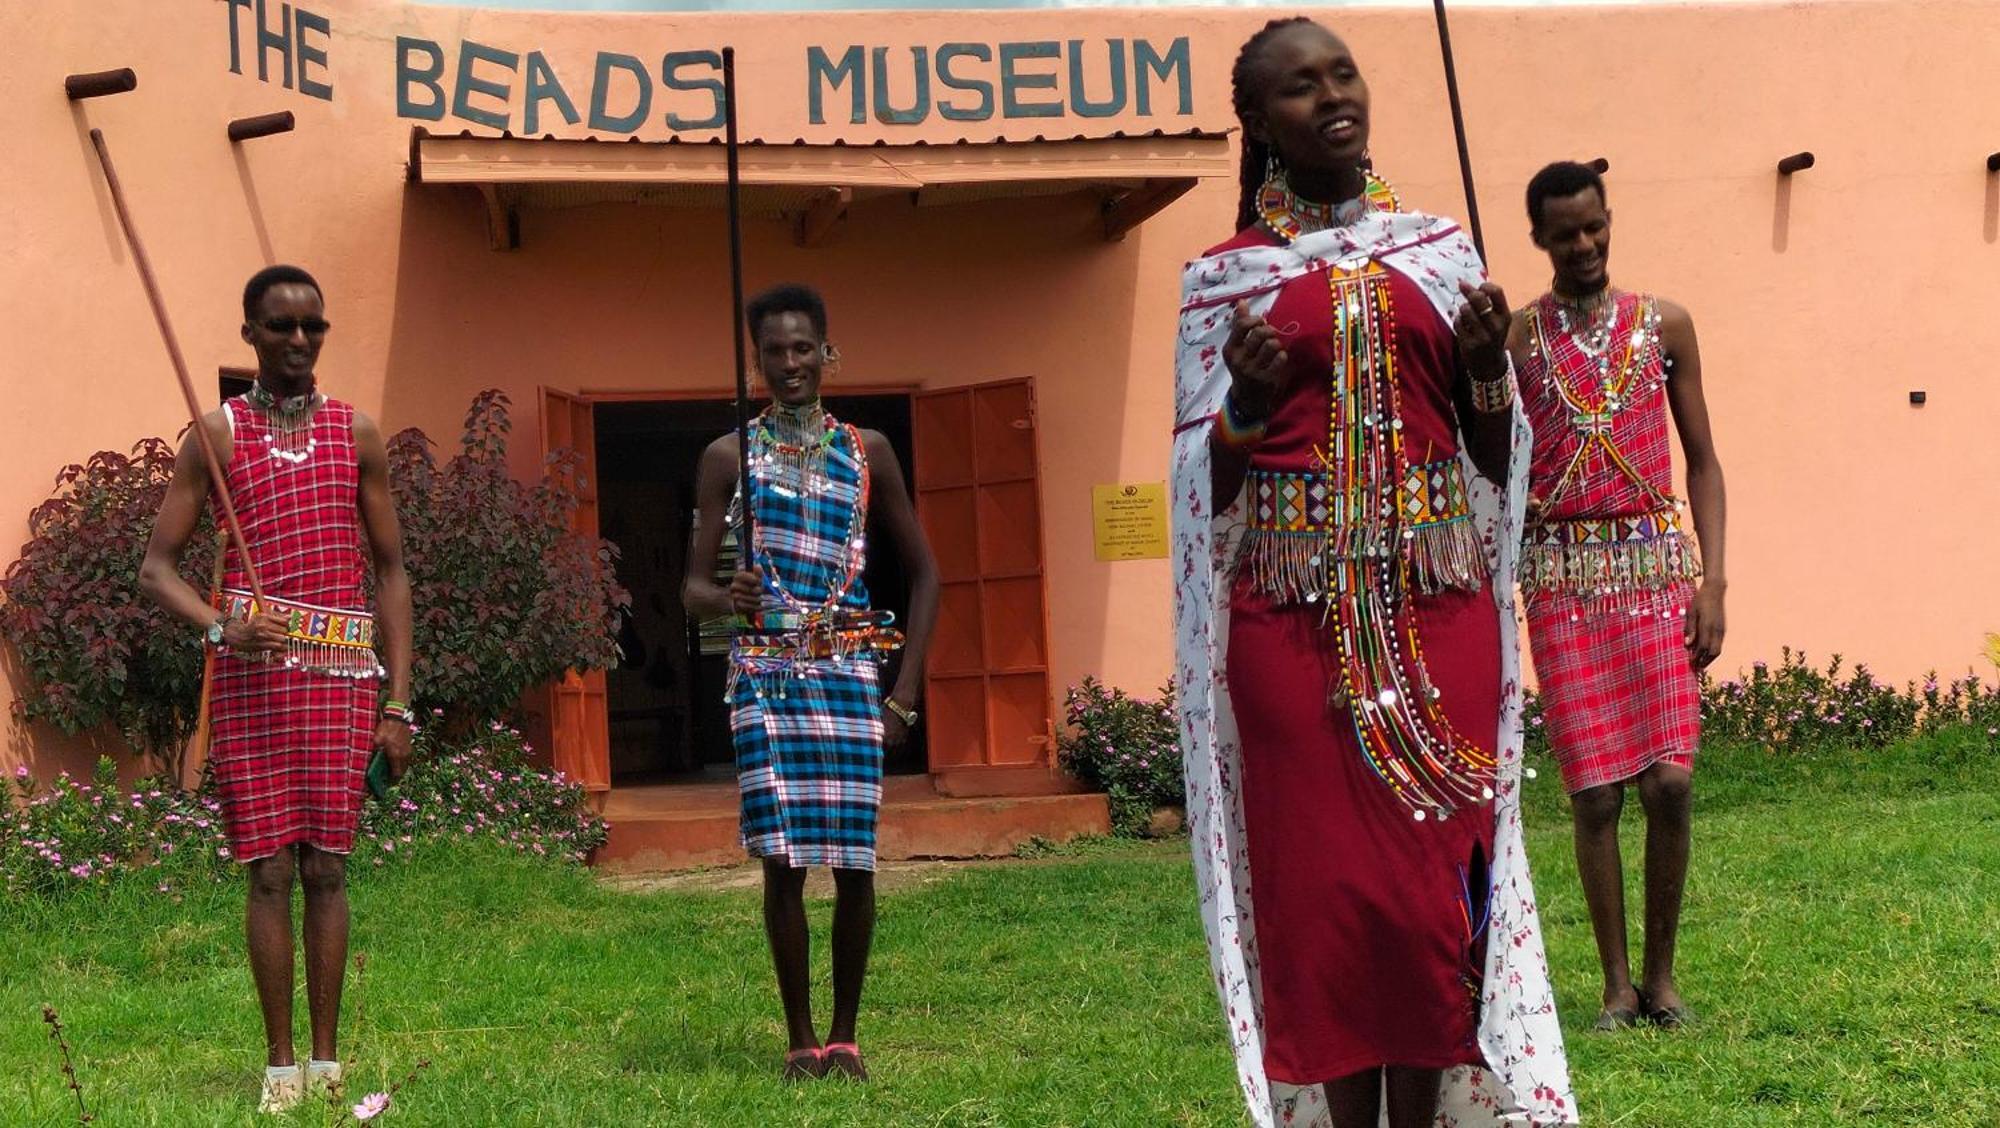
[140,265,414,1113]
[1508,164,1728,1034]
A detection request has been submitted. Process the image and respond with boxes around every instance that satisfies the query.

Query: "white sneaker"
[258,1068,304,1114]
[306,1060,343,1097]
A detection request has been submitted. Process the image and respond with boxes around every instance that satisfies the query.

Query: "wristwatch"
[204,616,228,647]
[885,699,920,728]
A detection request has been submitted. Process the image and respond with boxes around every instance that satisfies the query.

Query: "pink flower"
[12,765,26,779]
[353,1092,392,1120]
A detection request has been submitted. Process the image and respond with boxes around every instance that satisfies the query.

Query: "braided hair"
[1230,16,1314,232]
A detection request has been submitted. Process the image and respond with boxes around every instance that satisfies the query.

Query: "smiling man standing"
[684,282,938,1083]
[1509,161,1728,1034]
[140,264,414,1112]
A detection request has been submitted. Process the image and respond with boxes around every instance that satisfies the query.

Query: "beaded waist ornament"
[734,608,905,667]
[1240,458,1485,602]
[1521,507,1699,600]
[1232,258,1496,821]
[214,589,385,678]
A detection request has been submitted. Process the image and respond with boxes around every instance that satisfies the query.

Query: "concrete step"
[595,778,1110,873]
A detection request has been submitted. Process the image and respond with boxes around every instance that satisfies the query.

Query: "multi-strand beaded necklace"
[747,402,869,610]
[244,382,323,464]
[1255,172,1497,820]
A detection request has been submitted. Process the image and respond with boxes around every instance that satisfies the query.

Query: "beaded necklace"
[1256,173,1496,819]
[1532,291,1673,509]
[1257,172,1401,244]
[244,381,323,464]
[746,402,870,621]
[1317,262,1496,820]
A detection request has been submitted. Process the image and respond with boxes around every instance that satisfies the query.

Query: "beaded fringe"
[281,639,385,678]
[1519,531,1699,600]
[1235,518,1487,605]
[1407,518,1487,595]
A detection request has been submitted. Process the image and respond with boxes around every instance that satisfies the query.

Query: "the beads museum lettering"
[219,4,1193,132]
[807,39,1193,125]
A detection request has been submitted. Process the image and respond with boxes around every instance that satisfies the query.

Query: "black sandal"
[1592,1004,1642,1032]
[822,1042,868,1081]
[1646,1002,1692,1029]
[781,1046,825,1081]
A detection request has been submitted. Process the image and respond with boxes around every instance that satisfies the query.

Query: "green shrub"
[1058,677,1182,836]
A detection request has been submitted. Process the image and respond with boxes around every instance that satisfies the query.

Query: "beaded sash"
[214,588,384,678]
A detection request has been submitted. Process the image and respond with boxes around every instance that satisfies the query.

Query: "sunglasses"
[259,317,331,336]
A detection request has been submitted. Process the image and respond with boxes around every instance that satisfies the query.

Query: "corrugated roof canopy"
[407,129,1233,248]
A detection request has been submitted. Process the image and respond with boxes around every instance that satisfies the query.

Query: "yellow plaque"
[1091,482,1169,562]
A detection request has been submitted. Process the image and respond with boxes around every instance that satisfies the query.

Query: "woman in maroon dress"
[1174,17,1569,1127]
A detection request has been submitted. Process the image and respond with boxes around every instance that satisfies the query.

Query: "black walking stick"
[1430,0,1487,260]
[721,47,758,617]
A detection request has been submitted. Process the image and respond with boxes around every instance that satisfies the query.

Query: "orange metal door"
[535,387,610,797]
[912,380,1055,779]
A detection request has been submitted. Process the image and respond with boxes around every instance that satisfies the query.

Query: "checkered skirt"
[209,397,378,861]
[729,416,884,870]
[1527,586,1699,794]
[729,663,883,870]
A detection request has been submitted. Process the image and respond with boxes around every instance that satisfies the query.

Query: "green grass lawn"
[4,734,1995,1126]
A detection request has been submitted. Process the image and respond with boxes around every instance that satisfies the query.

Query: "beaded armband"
[1469,354,1518,415]
[1214,392,1270,449]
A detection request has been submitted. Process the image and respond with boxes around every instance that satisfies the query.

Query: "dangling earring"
[1263,151,1288,192]
[821,342,842,380]
[1257,150,1294,239]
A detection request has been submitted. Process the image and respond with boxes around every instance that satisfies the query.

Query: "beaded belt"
[734,609,905,662]
[1247,459,1471,535]
[214,588,383,677]
[1524,507,1683,548]
[1238,459,1485,599]
[1520,507,1699,596]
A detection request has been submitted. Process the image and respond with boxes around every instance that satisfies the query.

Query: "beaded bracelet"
[382,699,415,725]
[1214,392,1271,449]
[1469,355,1518,415]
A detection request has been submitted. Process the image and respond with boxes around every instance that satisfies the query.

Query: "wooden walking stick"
[82,126,270,609]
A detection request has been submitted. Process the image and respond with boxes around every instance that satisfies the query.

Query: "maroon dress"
[1215,226,1498,1084]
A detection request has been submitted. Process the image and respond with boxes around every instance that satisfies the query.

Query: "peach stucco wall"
[5,0,1998,780]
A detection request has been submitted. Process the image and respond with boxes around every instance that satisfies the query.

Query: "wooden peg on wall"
[64,68,137,100]
[228,112,295,143]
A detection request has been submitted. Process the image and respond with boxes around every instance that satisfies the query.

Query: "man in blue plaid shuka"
[685,283,939,1084]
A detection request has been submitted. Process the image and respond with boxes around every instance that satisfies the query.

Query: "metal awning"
[407,129,1233,249]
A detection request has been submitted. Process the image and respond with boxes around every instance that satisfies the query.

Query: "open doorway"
[593,394,927,785]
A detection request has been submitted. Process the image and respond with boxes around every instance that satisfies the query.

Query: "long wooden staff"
[87,128,269,608]
[1429,0,1488,260]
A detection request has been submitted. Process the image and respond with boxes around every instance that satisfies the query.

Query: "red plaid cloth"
[209,397,377,861]
[1527,588,1699,794]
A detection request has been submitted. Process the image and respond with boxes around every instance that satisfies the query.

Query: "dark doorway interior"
[594,394,925,784]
